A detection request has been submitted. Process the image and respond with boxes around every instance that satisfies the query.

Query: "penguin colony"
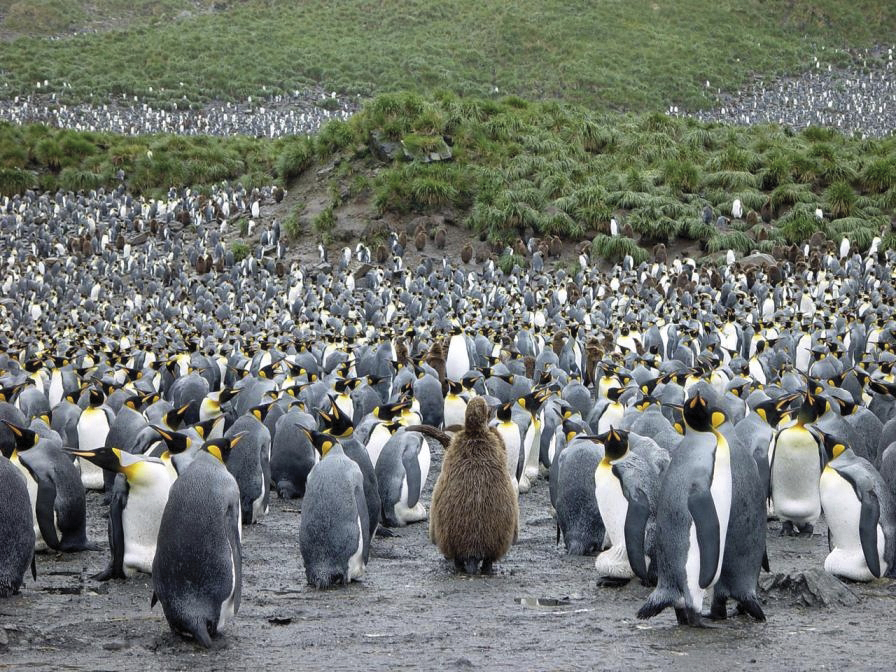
[5,182,896,644]
[0,88,358,139]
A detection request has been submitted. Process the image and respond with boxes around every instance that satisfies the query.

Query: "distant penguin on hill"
[430,397,518,574]
[299,434,370,588]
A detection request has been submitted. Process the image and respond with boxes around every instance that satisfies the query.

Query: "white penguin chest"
[595,461,628,546]
[597,403,624,434]
[122,477,172,574]
[497,422,521,483]
[365,424,391,467]
[446,335,470,379]
[771,427,821,523]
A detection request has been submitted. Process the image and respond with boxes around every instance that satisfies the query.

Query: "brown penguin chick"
[460,242,473,264]
[435,227,446,250]
[398,231,408,248]
[273,185,285,203]
[549,236,562,258]
[514,238,528,258]
[551,331,566,357]
[760,199,772,223]
[652,243,667,264]
[426,340,447,387]
[745,210,758,227]
[414,230,427,251]
[474,246,489,264]
[429,397,519,574]
[375,243,389,263]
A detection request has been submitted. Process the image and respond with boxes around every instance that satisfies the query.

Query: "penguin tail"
[636,589,675,620]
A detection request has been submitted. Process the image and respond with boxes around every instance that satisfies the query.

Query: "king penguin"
[1,420,94,552]
[637,392,732,626]
[76,386,115,490]
[769,393,825,536]
[68,446,176,579]
[374,428,431,527]
[819,434,896,581]
[0,452,36,596]
[152,437,242,648]
[299,432,371,588]
[593,428,659,586]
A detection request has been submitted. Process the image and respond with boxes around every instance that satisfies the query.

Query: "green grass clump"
[312,205,337,244]
[230,241,250,262]
[860,157,896,194]
[282,206,303,240]
[591,234,648,264]
[824,181,856,219]
[277,137,315,183]
[707,231,753,254]
[777,206,821,244]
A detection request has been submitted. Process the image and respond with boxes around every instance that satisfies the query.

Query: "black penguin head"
[606,386,624,403]
[164,403,191,430]
[819,432,848,463]
[682,392,724,432]
[599,427,629,461]
[303,428,338,457]
[202,434,245,463]
[319,400,353,437]
[799,393,827,425]
[193,416,224,440]
[88,386,105,407]
[1,420,39,457]
[250,402,275,422]
[830,396,858,417]
[123,393,144,411]
[754,397,794,427]
[67,446,124,473]
[151,426,192,454]
[496,401,514,423]
[562,418,585,442]
[373,402,402,422]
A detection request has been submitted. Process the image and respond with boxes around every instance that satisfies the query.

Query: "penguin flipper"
[762,551,770,573]
[688,488,721,590]
[151,591,158,609]
[623,495,651,582]
[31,555,37,581]
[226,505,243,616]
[402,445,422,509]
[858,487,882,578]
[35,478,61,550]
[96,478,127,580]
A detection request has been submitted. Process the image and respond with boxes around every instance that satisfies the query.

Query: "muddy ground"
[3,438,895,672]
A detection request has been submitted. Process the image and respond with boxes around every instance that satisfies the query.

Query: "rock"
[0,627,7,648]
[400,136,452,163]
[739,252,777,269]
[759,569,859,608]
[369,130,406,163]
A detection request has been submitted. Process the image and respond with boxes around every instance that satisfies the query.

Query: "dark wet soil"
[2,440,895,672]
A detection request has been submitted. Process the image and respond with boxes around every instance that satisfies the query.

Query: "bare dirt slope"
[2,438,895,672]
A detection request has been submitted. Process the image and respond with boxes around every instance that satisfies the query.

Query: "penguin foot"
[596,576,631,588]
[779,521,796,537]
[480,560,494,575]
[797,523,814,537]
[674,607,706,627]
[92,565,126,581]
[375,527,398,538]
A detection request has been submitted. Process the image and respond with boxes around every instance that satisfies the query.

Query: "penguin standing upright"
[299,434,370,588]
[1,420,94,552]
[519,391,546,491]
[76,387,115,490]
[442,380,467,430]
[68,447,176,579]
[152,438,242,648]
[553,436,605,556]
[494,402,523,492]
[0,453,36,596]
[430,397,519,574]
[445,324,471,381]
[819,434,896,581]
[593,428,659,586]
[224,403,273,525]
[637,392,732,626]
[375,428,431,527]
[769,394,825,536]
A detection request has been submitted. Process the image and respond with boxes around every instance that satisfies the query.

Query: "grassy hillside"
[0,1,894,111]
[5,93,895,266]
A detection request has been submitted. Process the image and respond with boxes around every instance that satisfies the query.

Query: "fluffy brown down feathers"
[429,397,519,568]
